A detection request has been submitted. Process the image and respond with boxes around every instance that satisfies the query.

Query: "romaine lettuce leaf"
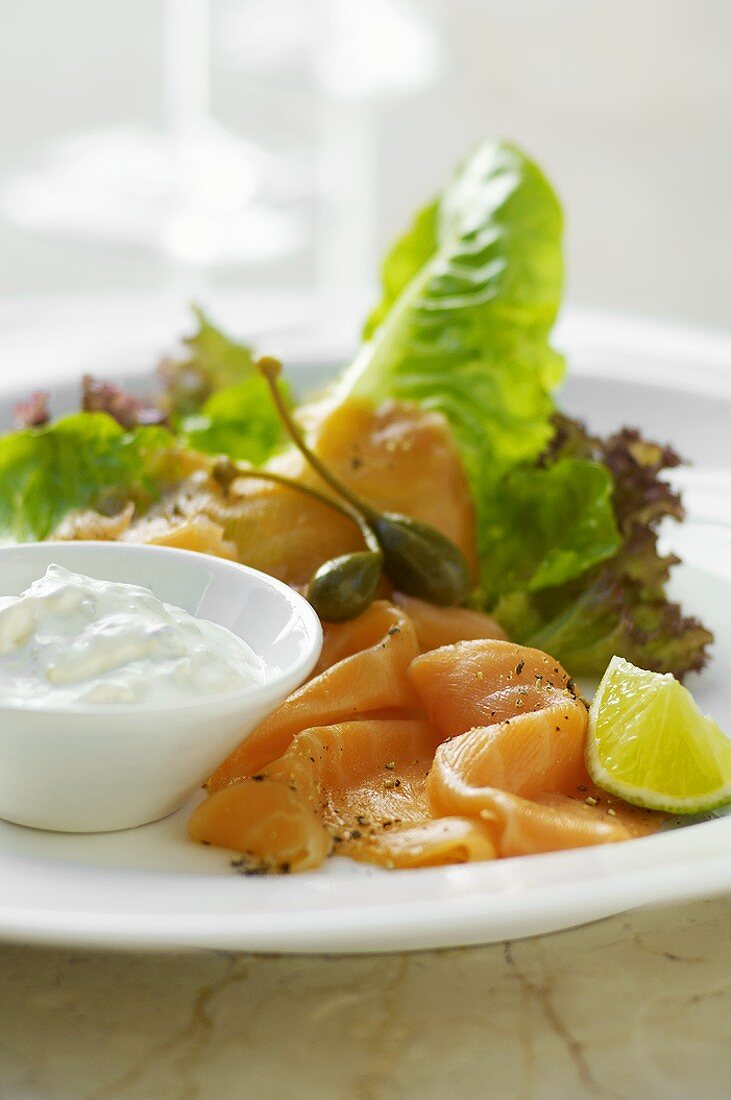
[0,413,184,541]
[335,141,616,596]
[336,140,711,677]
[340,141,565,489]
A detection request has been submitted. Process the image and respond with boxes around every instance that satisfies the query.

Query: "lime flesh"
[586,655,731,814]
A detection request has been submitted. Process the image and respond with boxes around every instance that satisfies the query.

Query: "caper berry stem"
[253,357,472,608]
[256,357,380,524]
[212,457,380,556]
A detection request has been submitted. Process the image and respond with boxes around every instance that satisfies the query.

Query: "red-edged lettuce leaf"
[493,416,713,678]
[158,306,255,420]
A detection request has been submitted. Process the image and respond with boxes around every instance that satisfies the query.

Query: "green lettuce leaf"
[0,146,709,680]
[335,140,617,598]
[0,309,277,543]
[0,413,183,541]
[158,307,255,420]
[480,458,620,600]
[181,376,291,464]
[335,140,711,677]
[339,141,565,493]
[494,417,713,678]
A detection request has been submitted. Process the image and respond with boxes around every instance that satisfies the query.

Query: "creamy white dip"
[0,564,267,707]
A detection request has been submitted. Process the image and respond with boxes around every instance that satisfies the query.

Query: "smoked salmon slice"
[391,593,506,651]
[408,638,580,741]
[223,396,479,586]
[207,602,420,785]
[61,400,479,591]
[119,399,478,589]
[314,600,416,674]
[191,718,496,871]
[192,611,661,870]
[414,640,657,853]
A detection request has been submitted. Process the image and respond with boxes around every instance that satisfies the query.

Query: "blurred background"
[0,0,728,337]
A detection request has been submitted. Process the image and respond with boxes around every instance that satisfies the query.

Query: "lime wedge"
[586,655,731,814]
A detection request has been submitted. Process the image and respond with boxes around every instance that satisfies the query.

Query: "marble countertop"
[1,896,730,1099]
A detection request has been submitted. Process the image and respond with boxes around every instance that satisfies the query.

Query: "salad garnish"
[587,656,731,814]
[256,355,471,613]
[0,140,712,677]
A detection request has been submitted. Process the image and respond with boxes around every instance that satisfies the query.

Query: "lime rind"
[586,655,731,814]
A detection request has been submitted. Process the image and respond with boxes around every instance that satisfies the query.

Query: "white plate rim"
[0,303,729,953]
[2,817,731,953]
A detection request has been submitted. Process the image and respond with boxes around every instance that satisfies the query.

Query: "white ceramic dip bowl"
[0,542,322,832]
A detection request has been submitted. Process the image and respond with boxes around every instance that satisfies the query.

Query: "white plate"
[0,301,729,953]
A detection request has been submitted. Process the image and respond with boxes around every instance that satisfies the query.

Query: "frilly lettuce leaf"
[180,375,291,464]
[161,309,291,465]
[0,313,284,540]
[0,413,185,541]
[480,458,619,600]
[81,375,167,429]
[158,306,255,420]
[494,417,713,678]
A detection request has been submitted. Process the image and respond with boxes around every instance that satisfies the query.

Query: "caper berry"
[370,513,471,606]
[307,550,383,622]
[254,356,474,616]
